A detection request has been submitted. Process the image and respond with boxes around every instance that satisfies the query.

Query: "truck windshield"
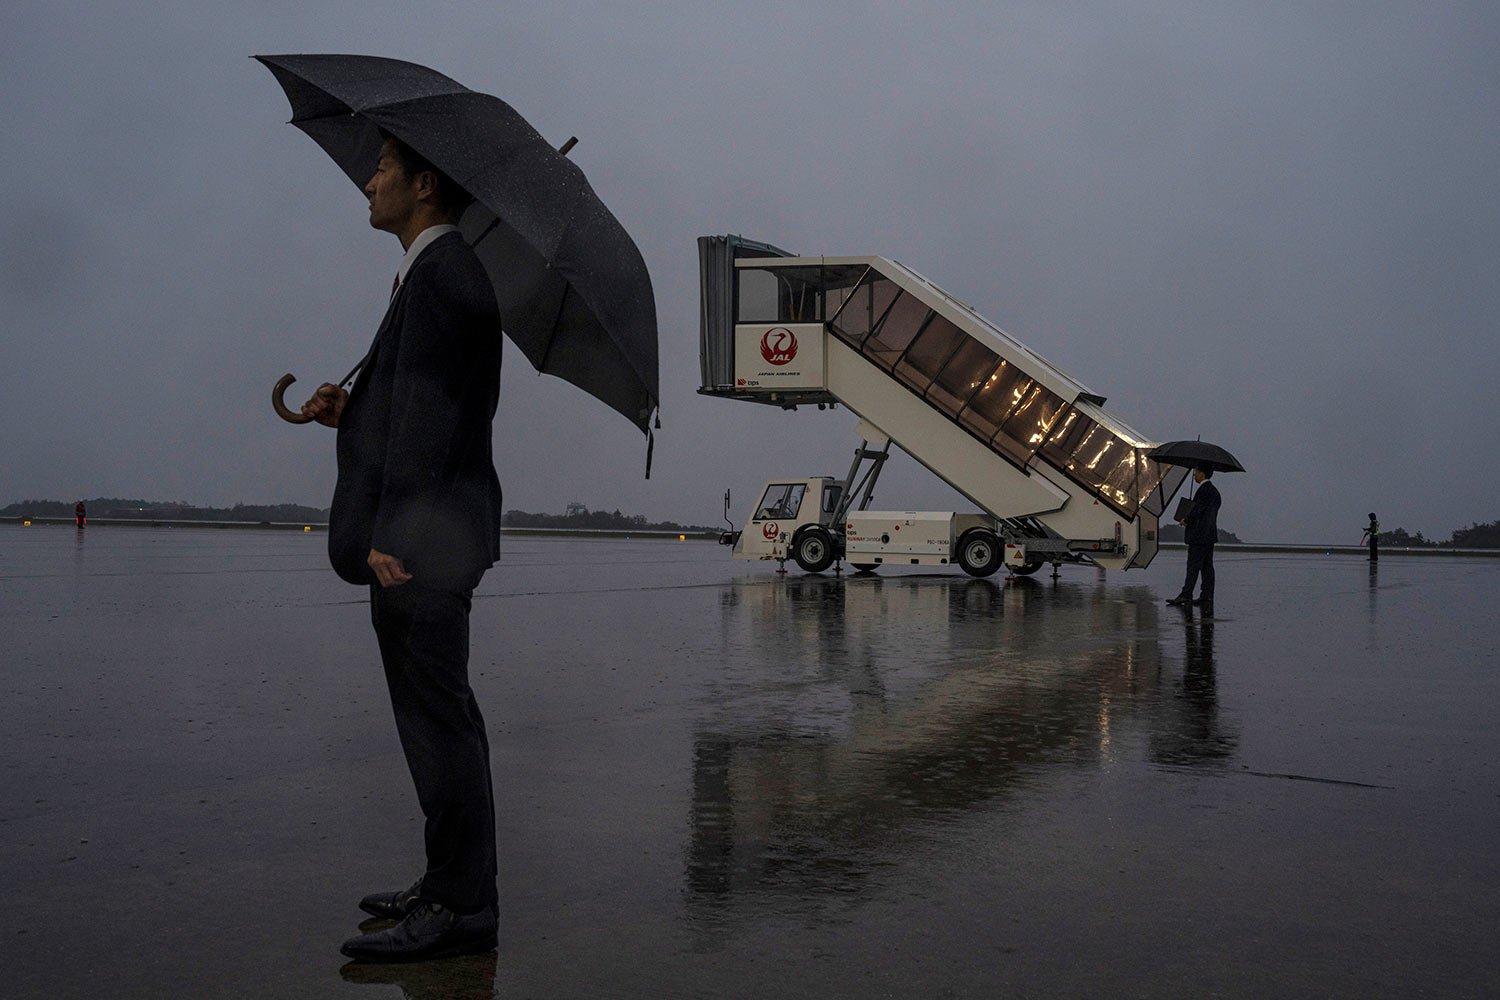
[756,484,807,520]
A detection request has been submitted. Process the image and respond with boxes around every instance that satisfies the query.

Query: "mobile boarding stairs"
[699,235,1190,575]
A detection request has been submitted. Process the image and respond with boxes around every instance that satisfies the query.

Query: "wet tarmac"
[2,524,1497,998]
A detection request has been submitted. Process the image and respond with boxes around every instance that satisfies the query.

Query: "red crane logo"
[760,327,798,366]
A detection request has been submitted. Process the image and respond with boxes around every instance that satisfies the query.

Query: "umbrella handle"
[272,373,314,424]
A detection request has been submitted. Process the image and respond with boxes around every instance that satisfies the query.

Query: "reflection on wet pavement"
[688,576,1234,910]
[340,951,497,999]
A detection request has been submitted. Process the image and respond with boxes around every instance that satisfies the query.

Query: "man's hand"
[301,383,348,428]
[368,548,413,587]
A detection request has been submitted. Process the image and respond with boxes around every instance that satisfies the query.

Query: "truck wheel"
[1010,561,1044,576]
[957,529,1002,577]
[792,527,835,573]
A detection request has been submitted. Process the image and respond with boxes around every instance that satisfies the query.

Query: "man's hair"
[379,130,471,220]
[1196,467,1214,479]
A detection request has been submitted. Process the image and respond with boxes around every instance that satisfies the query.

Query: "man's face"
[364,140,419,234]
[1193,469,1207,484]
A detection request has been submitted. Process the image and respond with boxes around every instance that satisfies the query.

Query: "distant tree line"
[1381,520,1500,549]
[8,497,1496,546]
[1155,519,1499,548]
[1157,525,1243,544]
[2,497,716,532]
[0,498,330,523]
[502,505,716,533]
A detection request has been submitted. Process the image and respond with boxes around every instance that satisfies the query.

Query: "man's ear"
[414,170,438,203]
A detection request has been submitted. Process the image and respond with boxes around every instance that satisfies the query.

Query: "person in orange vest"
[74,500,87,528]
[1362,512,1379,562]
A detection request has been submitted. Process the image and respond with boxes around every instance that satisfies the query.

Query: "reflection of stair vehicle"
[701,235,1188,575]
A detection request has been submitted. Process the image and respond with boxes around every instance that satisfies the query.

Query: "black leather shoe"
[1166,595,1191,606]
[340,901,497,963]
[358,878,423,920]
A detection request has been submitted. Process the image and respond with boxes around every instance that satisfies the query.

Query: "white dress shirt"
[396,224,461,289]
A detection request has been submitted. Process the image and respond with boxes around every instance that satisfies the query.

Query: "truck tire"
[1010,561,1045,576]
[792,526,836,573]
[957,529,1002,577]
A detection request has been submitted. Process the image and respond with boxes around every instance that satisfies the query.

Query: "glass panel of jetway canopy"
[895,313,966,392]
[1037,405,1189,519]
[736,264,866,325]
[1143,463,1190,519]
[829,267,1068,471]
[826,269,901,353]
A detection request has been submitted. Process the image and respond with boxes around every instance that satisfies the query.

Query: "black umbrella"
[1146,440,1246,474]
[256,53,659,436]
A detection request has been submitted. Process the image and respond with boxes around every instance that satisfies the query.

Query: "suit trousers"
[370,577,497,914]
[1181,543,1215,601]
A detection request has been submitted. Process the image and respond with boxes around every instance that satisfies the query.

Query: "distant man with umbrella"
[1147,440,1241,614]
[300,133,503,962]
[1167,467,1221,610]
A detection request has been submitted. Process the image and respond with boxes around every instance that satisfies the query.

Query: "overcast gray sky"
[3,1,1496,544]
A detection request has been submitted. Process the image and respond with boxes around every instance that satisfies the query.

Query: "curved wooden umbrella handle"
[272,373,314,424]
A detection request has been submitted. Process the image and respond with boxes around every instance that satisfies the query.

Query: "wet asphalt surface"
[2,524,1497,999]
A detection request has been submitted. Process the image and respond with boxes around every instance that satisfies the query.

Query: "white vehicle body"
[731,476,1064,578]
[701,235,1190,576]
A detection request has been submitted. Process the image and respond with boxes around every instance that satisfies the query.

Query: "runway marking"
[1162,763,1393,789]
[1237,768,1394,789]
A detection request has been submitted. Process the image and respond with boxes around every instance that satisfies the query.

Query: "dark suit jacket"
[1182,480,1221,546]
[329,232,503,587]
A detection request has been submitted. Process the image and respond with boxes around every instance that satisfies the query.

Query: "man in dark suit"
[1168,467,1221,611]
[301,133,503,962]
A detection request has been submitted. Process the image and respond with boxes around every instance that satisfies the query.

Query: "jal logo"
[760,327,798,366]
[761,522,780,539]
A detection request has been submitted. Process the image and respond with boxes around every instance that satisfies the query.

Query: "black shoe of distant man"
[358,878,424,920]
[1166,594,1192,606]
[340,901,497,963]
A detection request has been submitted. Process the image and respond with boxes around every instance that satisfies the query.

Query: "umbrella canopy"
[1146,440,1245,474]
[256,53,659,434]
